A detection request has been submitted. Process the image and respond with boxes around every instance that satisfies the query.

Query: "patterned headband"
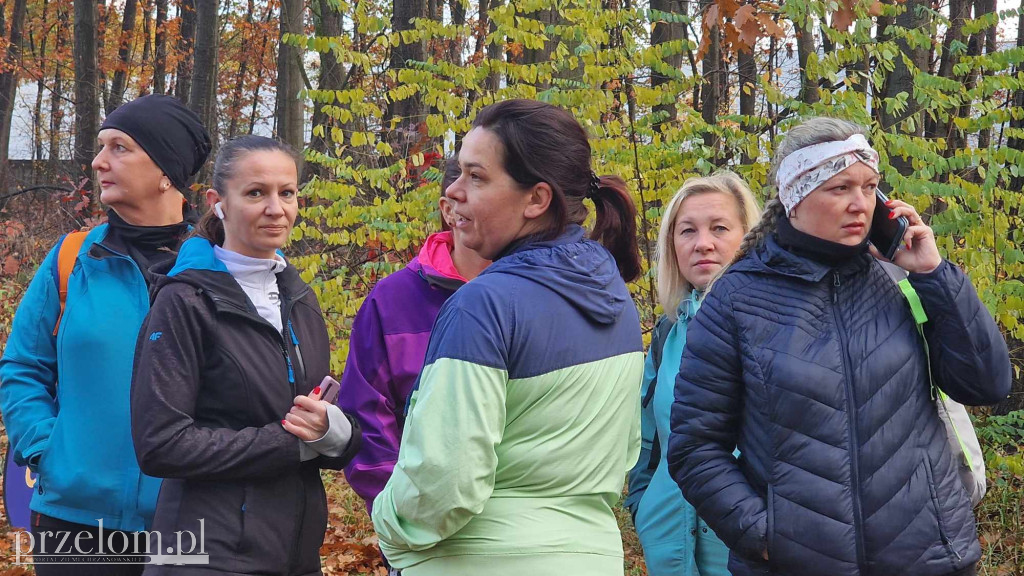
[776,134,880,215]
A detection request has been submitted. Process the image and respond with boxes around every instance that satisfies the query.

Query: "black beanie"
[100,94,212,192]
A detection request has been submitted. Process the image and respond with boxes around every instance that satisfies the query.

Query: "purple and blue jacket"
[339,232,468,512]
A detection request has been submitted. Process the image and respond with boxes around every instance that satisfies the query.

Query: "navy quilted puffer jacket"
[668,235,1011,576]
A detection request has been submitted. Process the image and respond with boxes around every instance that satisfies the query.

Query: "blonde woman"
[626,172,759,576]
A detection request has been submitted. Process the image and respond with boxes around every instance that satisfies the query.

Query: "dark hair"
[470,99,641,282]
[195,136,302,245]
[439,155,460,232]
[442,155,460,194]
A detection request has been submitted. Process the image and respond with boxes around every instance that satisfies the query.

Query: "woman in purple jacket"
[339,159,490,512]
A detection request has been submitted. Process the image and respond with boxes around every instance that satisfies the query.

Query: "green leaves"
[297,0,1024,373]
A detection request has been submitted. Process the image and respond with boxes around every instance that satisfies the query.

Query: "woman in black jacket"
[131,136,361,576]
[668,117,1011,576]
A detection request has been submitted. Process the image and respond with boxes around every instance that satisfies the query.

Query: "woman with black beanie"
[0,94,211,575]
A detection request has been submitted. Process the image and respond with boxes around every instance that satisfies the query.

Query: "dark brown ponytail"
[590,175,641,282]
[193,209,225,246]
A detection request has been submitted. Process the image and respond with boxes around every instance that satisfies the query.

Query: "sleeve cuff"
[303,403,353,458]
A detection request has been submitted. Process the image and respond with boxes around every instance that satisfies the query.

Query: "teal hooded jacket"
[626,291,730,576]
[1,225,161,531]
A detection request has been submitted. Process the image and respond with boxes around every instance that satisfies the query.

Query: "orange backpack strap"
[52,230,90,336]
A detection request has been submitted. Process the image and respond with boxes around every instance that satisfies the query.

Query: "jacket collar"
[495,224,586,261]
[677,290,702,322]
[730,234,872,283]
[159,237,309,315]
[411,231,468,291]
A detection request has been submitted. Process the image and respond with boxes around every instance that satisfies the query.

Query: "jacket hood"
[483,224,628,325]
[408,231,467,291]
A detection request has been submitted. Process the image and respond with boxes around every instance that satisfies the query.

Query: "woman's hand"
[282,387,330,441]
[869,198,942,274]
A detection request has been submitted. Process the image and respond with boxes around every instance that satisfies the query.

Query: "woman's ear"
[439,196,456,228]
[205,188,221,209]
[523,182,553,220]
[160,175,172,192]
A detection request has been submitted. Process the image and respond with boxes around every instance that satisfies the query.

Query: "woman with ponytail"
[372,99,644,575]
[667,117,1011,576]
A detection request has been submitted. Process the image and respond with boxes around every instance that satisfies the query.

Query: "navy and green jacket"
[373,225,645,573]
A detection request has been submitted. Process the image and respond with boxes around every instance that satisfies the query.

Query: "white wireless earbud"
[213,201,225,220]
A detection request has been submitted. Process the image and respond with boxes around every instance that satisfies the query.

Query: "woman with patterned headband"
[667,117,1011,576]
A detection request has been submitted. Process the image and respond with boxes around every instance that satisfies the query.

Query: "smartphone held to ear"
[870,190,909,261]
[318,376,341,404]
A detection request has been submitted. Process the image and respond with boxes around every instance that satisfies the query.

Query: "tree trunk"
[480,0,499,91]
[49,0,68,172]
[174,0,196,102]
[700,0,722,159]
[797,15,818,104]
[927,0,968,142]
[1009,0,1024,190]
[977,0,996,148]
[275,0,304,151]
[227,0,256,139]
[309,0,345,176]
[153,0,167,93]
[33,0,51,162]
[140,0,152,93]
[738,45,756,162]
[650,0,684,125]
[880,0,930,132]
[0,0,27,178]
[845,21,869,94]
[995,0,1024,415]
[879,0,930,179]
[189,0,216,125]
[448,0,465,66]
[384,0,426,132]
[75,0,100,202]
[522,5,555,67]
[97,0,115,114]
[188,0,216,187]
[247,1,274,136]
[107,0,138,113]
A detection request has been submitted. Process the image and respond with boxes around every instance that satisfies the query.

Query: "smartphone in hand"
[318,376,340,404]
[870,190,909,261]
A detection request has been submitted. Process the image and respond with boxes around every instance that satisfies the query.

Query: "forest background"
[0,0,1022,573]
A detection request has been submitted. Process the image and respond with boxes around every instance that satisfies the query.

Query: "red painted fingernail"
[888,212,896,219]
[281,419,287,426]
[313,386,321,395]
[885,200,894,205]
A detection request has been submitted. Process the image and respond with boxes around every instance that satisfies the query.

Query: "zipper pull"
[281,343,295,384]
[833,272,840,303]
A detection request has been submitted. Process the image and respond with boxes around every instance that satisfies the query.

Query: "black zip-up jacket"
[131,237,361,576]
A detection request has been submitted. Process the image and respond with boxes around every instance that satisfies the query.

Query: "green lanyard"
[893,274,976,472]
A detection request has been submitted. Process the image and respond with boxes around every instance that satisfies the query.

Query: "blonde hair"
[656,171,761,320]
[729,117,868,267]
